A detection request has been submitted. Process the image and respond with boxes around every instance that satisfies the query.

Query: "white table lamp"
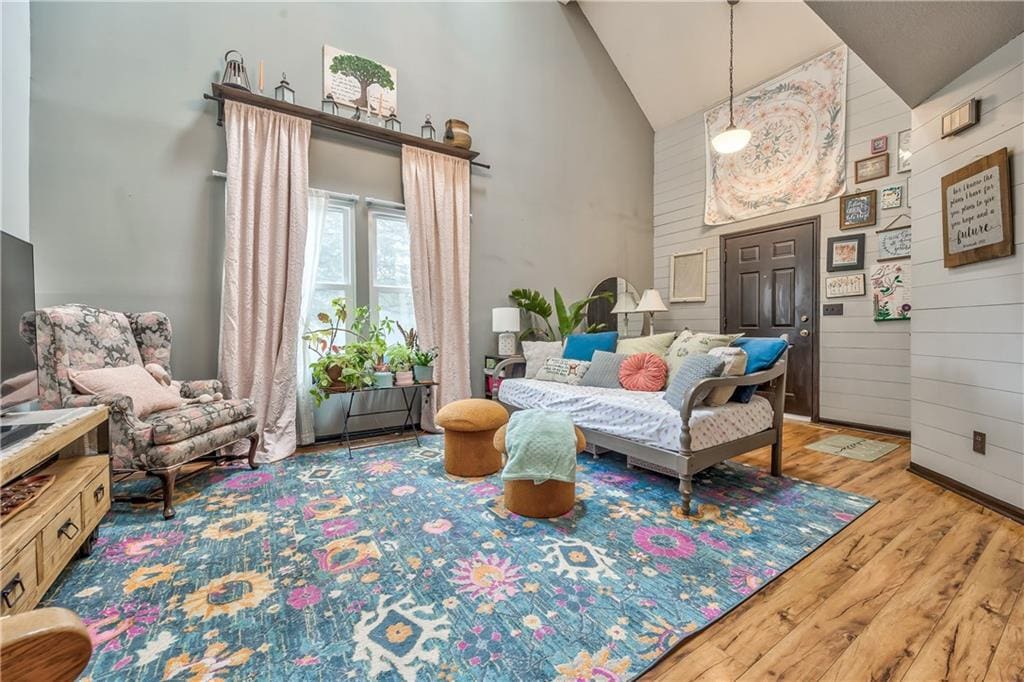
[610,294,637,333]
[635,289,668,335]
[492,307,521,356]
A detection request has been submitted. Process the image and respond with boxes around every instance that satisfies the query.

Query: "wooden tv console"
[0,407,110,616]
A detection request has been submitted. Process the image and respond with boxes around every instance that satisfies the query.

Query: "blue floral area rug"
[43,436,874,681]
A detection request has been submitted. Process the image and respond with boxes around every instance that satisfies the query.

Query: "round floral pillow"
[618,352,668,391]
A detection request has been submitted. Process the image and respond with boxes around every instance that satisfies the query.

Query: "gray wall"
[909,34,1023,509]
[653,50,912,431]
[29,2,653,393]
[2,1,31,240]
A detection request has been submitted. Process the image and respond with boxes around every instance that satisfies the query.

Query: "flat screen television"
[1,232,38,410]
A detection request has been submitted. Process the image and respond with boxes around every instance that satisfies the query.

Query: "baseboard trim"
[908,462,1024,524]
[816,418,910,438]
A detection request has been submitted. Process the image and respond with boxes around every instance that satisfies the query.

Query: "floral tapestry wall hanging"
[871,262,911,321]
[704,46,848,225]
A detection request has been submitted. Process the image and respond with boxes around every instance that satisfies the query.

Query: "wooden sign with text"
[941,147,1014,267]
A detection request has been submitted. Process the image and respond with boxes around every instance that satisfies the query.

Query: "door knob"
[800,315,809,322]
[800,329,809,337]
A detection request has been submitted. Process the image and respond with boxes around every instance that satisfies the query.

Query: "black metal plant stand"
[330,382,436,458]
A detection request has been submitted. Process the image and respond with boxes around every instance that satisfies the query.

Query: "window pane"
[316,206,350,285]
[377,289,415,344]
[306,288,350,348]
[374,216,411,287]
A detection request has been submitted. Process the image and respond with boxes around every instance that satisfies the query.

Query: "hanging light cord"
[728,0,736,128]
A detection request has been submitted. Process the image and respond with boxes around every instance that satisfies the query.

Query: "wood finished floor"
[644,420,1024,682]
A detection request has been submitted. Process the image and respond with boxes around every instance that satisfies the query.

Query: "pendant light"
[711,0,751,155]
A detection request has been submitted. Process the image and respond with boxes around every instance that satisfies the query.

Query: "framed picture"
[897,129,911,173]
[877,225,912,261]
[871,263,911,321]
[669,249,707,302]
[880,184,903,209]
[941,147,1014,267]
[870,135,888,154]
[855,153,890,183]
[827,234,865,272]
[840,189,877,229]
[322,45,398,117]
[825,274,866,298]
[941,98,979,138]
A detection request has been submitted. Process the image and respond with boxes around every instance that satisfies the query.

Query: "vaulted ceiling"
[578,1,840,131]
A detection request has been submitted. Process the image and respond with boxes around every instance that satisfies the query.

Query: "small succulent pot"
[395,370,415,386]
[413,365,434,383]
[373,371,394,388]
[444,119,472,149]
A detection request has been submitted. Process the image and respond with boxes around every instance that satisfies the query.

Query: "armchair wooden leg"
[678,474,693,516]
[246,434,260,470]
[148,469,178,520]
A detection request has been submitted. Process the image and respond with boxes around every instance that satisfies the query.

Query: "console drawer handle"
[57,519,80,540]
[93,484,106,503]
[2,574,25,609]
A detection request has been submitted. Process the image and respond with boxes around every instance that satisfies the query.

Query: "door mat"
[807,434,899,462]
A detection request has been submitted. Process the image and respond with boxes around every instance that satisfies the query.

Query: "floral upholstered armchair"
[21,304,259,519]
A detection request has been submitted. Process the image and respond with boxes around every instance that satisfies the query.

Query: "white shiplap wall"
[909,34,1024,510]
[653,51,912,431]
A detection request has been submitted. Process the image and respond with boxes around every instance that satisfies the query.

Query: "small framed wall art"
[941,147,1014,267]
[827,234,865,272]
[840,189,877,229]
[870,135,888,154]
[941,98,979,138]
[825,273,866,298]
[855,153,890,183]
[669,249,707,302]
[871,262,911,321]
[880,184,904,209]
[877,225,911,261]
[897,129,911,173]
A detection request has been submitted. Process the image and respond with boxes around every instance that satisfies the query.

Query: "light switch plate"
[973,431,986,454]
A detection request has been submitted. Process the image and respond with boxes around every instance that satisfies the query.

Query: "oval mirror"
[587,277,644,337]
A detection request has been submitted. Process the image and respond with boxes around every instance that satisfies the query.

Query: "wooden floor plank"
[987,569,1024,682]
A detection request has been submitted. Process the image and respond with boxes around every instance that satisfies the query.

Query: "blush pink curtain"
[220,100,310,462]
[401,146,471,430]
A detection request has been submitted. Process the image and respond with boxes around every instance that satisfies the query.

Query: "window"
[306,198,355,344]
[369,208,415,345]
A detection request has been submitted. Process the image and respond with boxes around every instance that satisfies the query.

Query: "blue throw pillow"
[563,331,619,362]
[730,337,788,403]
[663,354,724,410]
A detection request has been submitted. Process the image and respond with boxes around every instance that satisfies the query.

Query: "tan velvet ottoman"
[436,399,509,477]
[493,423,586,518]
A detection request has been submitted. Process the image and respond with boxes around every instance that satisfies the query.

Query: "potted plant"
[509,287,613,340]
[386,344,414,386]
[411,346,438,383]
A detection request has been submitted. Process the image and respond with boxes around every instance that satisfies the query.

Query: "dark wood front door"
[721,219,818,417]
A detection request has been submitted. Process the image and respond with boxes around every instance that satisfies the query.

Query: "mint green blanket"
[501,409,577,484]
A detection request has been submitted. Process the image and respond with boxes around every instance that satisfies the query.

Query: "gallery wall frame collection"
[871,262,911,321]
[941,147,1014,268]
[897,129,911,173]
[825,273,866,299]
[877,225,912,261]
[827,234,865,272]
[881,184,903,209]
[854,153,890,183]
[840,189,877,229]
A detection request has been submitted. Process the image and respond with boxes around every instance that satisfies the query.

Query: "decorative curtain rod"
[204,83,490,170]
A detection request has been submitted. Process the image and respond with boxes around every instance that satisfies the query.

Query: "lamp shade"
[635,289,668,313]
[711,126,751,154]
[609,295,636,315]
[492,307,521,333]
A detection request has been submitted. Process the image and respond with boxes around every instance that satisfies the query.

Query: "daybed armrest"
[180,379,223,398]
[490,357,526,400]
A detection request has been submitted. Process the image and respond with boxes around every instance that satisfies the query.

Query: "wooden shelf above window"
[205,83,485,166]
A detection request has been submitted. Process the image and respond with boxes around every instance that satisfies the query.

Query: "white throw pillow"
[534,357,591,385]
[705,347,748,406]
[521,340,564,379]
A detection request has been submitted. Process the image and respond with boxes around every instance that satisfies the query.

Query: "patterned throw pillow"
[615,332,676,357]
[665,331,743,379]
[705,347,747,406]
[618,352,669,392]
[580,351,626,388]
[663,354,725,411]
[534,357,591,385]
[521,340,564,379]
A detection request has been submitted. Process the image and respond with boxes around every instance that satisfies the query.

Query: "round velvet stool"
[435,399,509,477]
[493,423,586,518]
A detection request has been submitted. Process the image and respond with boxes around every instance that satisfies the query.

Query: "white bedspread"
[497,378,774,453]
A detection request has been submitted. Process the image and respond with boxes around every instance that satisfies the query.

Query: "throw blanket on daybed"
[501,409,577,484]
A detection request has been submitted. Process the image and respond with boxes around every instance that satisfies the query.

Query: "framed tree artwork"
[941,147,1014,267]
[322,45,398,117]
[840,189,877,229]
[669,249,707,302]
[827,234,865,271]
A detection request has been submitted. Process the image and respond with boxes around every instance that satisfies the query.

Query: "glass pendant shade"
[711,125,751,154]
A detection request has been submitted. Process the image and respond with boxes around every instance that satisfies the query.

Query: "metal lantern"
[384,111,401,132]
[351,106,363,122]
[221,50,251,91]
[321,94,340,116]
[421,115,435,140]
[274,73,295,104]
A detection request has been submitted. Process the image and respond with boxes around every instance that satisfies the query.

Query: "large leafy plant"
[509,288,613,341]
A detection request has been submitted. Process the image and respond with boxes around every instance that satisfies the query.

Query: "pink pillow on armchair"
[70,364,183,417]
[619,352,668,392]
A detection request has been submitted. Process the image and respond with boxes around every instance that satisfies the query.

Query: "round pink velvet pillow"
[619,352,668,391]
